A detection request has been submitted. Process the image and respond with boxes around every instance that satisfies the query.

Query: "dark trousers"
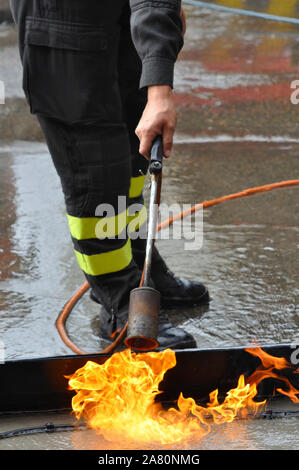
[10,0,149,315]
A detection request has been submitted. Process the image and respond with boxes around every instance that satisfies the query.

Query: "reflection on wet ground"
[0,0,298,450]
[1,399,299,450]
[0,139,297,359]
[176,1,299,137]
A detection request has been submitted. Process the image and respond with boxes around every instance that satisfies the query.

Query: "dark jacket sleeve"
[129,0,184,89]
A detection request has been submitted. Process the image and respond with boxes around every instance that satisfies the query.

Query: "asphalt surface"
[0,0,298,353]
[0,0,298,451]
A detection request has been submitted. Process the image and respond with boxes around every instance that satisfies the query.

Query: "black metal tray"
[1,344,298,414]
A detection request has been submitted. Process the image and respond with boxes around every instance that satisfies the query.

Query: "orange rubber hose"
[56,179,299,355]
[56,282,129,355]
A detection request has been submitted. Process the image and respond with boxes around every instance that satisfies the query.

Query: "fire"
[68,347,299,447]
[245,347,299,403]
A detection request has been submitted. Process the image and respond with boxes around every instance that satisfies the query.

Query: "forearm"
[129,0,184,89]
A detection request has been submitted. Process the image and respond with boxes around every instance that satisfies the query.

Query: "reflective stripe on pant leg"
[67,209,132,277]
[67,209,128,240]
[67,199,146,276]
[129,174,146,199]
[74,237,132,276]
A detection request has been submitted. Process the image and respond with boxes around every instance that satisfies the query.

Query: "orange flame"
[245,347,299,403]
[68,347,299,447]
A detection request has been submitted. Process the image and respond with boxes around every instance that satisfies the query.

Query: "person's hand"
[135,85,177,160]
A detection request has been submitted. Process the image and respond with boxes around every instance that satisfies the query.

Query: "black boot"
[156,310,197,350]
[89,252,199,350]
[132,241,210,309]
[98,304,197,350]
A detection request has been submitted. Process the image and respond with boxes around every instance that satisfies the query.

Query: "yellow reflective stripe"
[67,210,127,240]
[267,0,297,17]
[74,239,132,276]
[127,205,147,234]
[216,0,244,8]
[129,175,146,199]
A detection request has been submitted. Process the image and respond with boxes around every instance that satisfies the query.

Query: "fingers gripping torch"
[124,136,163,351]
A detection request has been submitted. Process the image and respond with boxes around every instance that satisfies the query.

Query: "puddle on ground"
[1,399,299,450]
[0,140,297,359]
[0,0,298,450]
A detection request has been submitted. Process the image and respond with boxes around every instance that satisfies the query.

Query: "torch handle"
[149,135,163,175]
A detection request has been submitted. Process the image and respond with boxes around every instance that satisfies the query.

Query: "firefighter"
[10,0,209,349]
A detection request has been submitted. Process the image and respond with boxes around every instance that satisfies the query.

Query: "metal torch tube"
[143,173,159,287]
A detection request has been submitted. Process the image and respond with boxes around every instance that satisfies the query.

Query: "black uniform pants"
[10,0,149,315]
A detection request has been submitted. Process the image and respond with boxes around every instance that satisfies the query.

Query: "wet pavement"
[0,0,298,450]
[1,399,299,450]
